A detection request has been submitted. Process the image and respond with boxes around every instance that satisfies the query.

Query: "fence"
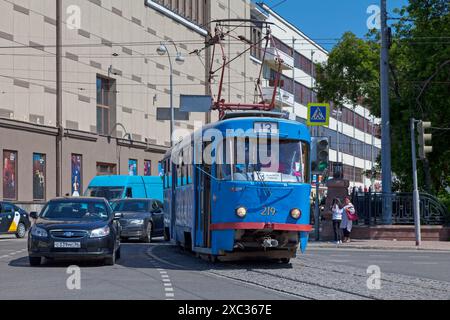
[352,192,448,226]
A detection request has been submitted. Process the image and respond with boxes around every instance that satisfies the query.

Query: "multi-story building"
[0,0,381,208]
[251,3,382,190]
[0,0,259,206]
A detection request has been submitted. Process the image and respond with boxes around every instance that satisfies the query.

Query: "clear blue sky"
[260,0,409,51]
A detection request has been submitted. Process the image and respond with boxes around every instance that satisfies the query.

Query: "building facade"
[252,3,382,190]
[0,0,259,206]
[0,0,381,207]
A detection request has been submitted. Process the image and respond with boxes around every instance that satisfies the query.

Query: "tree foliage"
[315,0,450,194]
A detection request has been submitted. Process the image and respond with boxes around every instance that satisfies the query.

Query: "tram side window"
[163,158,171,189]
[184,146,193,185]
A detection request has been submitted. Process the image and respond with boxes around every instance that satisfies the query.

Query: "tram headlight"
[235,207,247,218]
[290,208,302,220]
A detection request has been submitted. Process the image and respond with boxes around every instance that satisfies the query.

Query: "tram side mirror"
[30,212,39,220]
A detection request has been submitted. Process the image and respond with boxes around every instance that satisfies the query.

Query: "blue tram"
[161,112,312,262]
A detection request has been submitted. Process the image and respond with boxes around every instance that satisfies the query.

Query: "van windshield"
[85,187,124,200]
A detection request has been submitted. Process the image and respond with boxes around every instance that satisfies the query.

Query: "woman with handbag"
[340,196,358,243]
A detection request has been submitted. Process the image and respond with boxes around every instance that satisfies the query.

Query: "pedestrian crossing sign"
[307,103,330,126]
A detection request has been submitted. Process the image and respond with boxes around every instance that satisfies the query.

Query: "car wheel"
[29,256,41,266]
[15,223,27,239]
[116,247,121,260]
[164,227,170,242]
[142,223,153,243]
[105,251,116,266]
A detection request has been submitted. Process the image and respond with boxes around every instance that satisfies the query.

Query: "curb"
[308,243,450,252]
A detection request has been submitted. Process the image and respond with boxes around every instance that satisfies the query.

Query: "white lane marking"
[148,250,176,300]
[328,260,349,263]
[412,262,438,265]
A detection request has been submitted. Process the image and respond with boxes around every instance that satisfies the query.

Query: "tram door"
[195,164,211,248]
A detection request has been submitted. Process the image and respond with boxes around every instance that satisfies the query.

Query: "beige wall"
[0,0,265,203]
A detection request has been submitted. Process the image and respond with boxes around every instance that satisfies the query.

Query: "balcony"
[261,86,294,108]
[264,47,294,71]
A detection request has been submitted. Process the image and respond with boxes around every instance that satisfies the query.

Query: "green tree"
[315,0,450,195]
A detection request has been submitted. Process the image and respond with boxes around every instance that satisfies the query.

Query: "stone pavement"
[309,239,450,252]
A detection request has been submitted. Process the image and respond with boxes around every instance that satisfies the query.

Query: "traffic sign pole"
[410,118,422,246]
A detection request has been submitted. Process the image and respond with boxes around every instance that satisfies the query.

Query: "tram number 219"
[261,207,277,216]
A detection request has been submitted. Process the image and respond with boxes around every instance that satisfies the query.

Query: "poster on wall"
[3,151,17,200]
[144,160,152,176]
[128,159,137,176]
[33,153,46,200]
[71,154,82,197]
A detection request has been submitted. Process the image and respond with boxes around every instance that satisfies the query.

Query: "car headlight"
[90,226,111,238]
[129,219,144,225]
[236,207,247,218]
[290,208,302,220]
[31,226,48,238]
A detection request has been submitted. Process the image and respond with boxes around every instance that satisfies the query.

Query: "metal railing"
[352,192,448,226]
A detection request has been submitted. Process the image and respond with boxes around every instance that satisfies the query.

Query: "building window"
[144,160,152,176]
[128,159,138,176]
[96,162,117,176]
[71,154,83,197]
[251,26,263,61]
[96,76,116,136]
[153,0,205,26]
[33,153,46,201]
[3,150,17,200]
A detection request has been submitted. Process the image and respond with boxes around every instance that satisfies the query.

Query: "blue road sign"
[307,103,330,126]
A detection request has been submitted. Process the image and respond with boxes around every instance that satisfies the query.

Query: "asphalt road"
[0,235,449,300]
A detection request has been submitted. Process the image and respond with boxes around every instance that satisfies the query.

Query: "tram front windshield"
[217,138,310,183]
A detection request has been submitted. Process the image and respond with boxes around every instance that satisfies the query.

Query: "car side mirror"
[114,212,123,220]
[30,212,39,220]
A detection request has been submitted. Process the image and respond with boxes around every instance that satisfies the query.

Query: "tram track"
[147,245,378,300]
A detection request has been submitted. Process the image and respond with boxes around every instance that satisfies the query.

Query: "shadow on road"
[142,242,295,273]
[7,238,296,272]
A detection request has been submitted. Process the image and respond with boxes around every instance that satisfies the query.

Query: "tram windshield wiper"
[249,165,272,197]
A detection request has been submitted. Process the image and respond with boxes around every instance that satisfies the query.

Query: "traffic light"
[417,121,432,159]
[311,137,330,174]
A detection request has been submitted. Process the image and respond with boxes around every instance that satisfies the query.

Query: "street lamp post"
[156,41,185,147]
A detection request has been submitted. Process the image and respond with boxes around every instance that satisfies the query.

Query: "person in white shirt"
[331,198,343,244]
[341,196,357,243]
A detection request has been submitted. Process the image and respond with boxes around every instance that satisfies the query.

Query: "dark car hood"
[119,212,150,220]
[35,218,108,230]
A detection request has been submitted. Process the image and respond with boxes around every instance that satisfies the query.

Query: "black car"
[28,197,122,266]
[111,199,164,243]
[0,202,31,238]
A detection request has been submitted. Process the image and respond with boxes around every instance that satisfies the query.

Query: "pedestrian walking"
[331,198,343,244]
[341,196,358,243]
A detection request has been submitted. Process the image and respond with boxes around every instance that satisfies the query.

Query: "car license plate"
[54,242,81,249]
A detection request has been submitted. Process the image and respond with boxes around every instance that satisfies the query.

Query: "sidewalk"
[308,239,450,252]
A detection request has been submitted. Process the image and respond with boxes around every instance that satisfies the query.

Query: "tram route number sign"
[307,103,330,127]
[254,122,279,134]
